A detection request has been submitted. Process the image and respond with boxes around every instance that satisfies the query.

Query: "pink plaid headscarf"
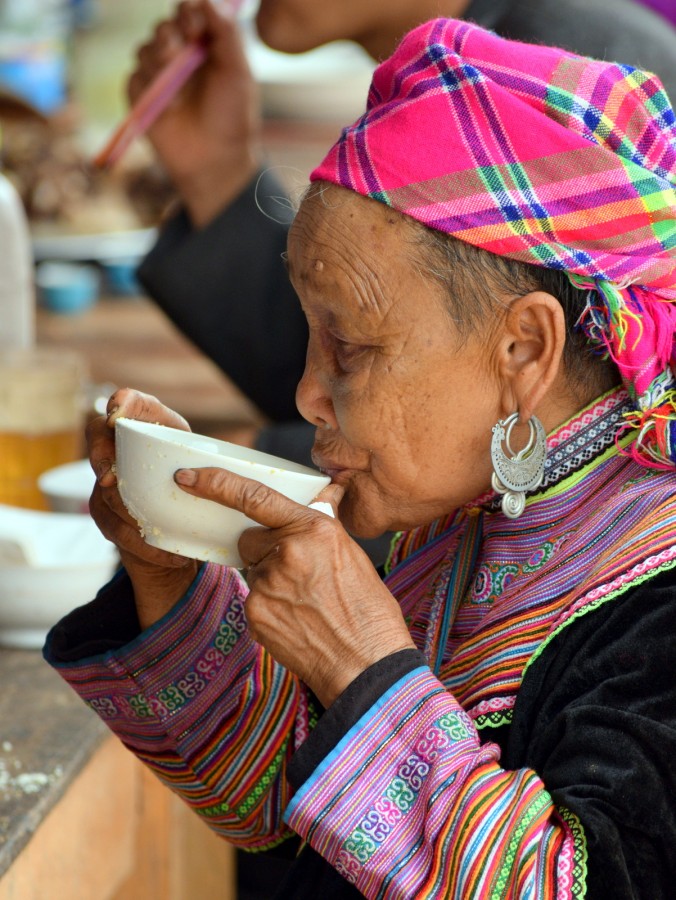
[311,18,676,468]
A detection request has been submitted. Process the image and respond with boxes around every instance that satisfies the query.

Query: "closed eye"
[333,336,372,372]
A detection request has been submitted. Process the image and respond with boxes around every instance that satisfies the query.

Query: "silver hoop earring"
[490,413,546,519]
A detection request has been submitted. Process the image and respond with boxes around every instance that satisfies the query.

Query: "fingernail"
[174,468,197,485]
[95,460,115,483]
[326,483,345,505]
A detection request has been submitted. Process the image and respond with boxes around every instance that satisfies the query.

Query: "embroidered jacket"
[45,389,676,898]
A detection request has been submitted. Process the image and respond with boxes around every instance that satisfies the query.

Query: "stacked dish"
[0,504,118,649]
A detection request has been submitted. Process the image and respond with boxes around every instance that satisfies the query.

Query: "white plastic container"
[0,172,34,348]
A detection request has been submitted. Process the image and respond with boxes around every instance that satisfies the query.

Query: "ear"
[496,291,566,422]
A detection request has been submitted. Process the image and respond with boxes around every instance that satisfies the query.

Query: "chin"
[337,492,400,539]
[340,495,456,539]
[255,14,316,55]
[338,501,383,539]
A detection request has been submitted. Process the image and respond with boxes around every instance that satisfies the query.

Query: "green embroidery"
[438,711,471,740]
[475,709,513,730]
[245,832,297,854]
[156,684,186,712]
[385,776,416,813]
[307,697,321,731]
[198,798,231,818]
[214,619,239,655]
[524,555,676,678]
[128,694,153,717]
[236,741,289,818]
[558,807,589,898]
[490,790,551,899]
[344,827,378,863]
[622,469,655,488]
[383,531,405,575]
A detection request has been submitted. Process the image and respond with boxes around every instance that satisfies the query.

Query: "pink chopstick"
[92,1,244,170]
[93,42,207,170]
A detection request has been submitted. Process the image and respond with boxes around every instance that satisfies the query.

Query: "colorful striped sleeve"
[47,562,315,851]
[284,666,583,899]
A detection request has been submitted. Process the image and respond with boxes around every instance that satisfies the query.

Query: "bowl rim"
[115,418,329,480]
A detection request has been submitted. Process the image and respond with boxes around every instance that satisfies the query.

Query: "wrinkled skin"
[289,188,501,538]
[88,187,579,707]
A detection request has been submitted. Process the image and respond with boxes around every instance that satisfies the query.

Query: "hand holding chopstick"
[93,0,246,171]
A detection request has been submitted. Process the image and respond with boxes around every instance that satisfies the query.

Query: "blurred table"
[36,295,264,439]
[0,650,235,900]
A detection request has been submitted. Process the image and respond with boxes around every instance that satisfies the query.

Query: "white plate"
[32,226,157,263]
[0,503,118,649]
[38,458,94,514]
[244,31,375,121]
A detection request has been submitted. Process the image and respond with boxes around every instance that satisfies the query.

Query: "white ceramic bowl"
[38,458,94,513]
[0,505,118,649]
[244,33,375,121]
[115,418,330,567]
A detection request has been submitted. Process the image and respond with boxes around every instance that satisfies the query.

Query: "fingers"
[174,466,334,530]
[239,536,280,583]
[129,18,186,103]
[88,481,139,548]
[106,388,190,431]
[86,414,117,488]
[86,388,190,490]
[309,482,345,518]
[200,0,250,70]
[89,475,191,570]
[128,0,244,102]
[127,2,203,105]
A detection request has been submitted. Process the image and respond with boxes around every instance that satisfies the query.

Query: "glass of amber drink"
[0,349,87,509]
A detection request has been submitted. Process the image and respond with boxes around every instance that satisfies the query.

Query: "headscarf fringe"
[619,392,676,469]
[568,273,676,468]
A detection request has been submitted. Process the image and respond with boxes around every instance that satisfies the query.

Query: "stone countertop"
[0,649,106,878]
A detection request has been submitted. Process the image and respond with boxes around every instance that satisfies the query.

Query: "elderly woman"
[46,19,676,899]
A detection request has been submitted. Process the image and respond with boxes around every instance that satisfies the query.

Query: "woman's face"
[288,187,503,538]
[254,0,425,55]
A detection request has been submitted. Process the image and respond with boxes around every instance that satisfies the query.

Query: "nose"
[295,337,338,431]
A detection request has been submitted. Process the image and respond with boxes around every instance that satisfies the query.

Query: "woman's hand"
[174,466,416,707]
[87,388,200,629]
[129,0,261,227]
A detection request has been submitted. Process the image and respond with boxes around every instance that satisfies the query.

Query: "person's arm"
[44,560,316,850]
[128,2,308,422]
[137,168,308,423]
[44,543,676,895]
[283,571,676,898]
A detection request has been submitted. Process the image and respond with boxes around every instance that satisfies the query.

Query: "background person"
[46,19,676,898]
[134,0,676,470]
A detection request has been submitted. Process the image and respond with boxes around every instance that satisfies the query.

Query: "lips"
[312,450,352,481]
[312,434,370,483]
[313,459,346,479]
